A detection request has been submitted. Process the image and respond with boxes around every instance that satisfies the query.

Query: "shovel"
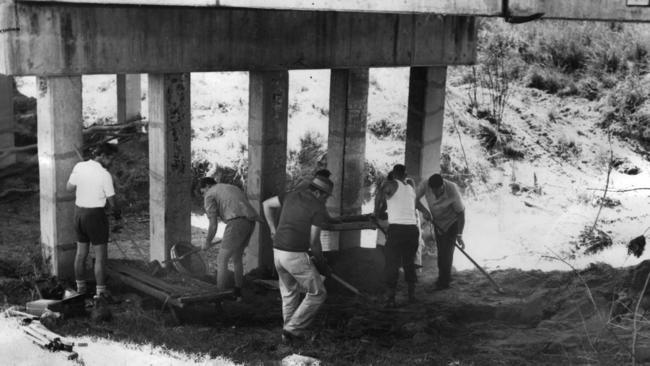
[427,221,504,294]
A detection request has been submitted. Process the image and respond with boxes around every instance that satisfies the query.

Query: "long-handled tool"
[330,273,363,297]
[427,221,504,294]
[311,256,366,297]
[453,242,504,294]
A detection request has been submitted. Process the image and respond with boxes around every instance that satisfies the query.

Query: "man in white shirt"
[374,164,419,307]
[66,143,120,301]
[416,173,465,291]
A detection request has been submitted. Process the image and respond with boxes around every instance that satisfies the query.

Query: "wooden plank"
[177,290,234,304]
[16,0,503,15]
[0,4,477,76]
[321,221,378,231]
[107,268,185,308]
[108,262,188,295]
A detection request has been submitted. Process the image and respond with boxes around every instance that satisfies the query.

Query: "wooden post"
[116,74,141,124]
[0,75,14,168]
[247,71,288,272]
[327,69,369,250]
[37,76,83,278]
[405,67,447,183]
[148,73,192,262]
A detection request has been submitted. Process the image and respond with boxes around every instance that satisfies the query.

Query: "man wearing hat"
[262,175,334,343]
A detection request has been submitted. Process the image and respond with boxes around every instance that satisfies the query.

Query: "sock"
[76,280,87,294]
[96,285,107,296]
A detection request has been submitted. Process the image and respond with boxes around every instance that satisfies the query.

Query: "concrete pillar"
[405,67,447,183]
[327,69,369,250]
[0,75,14,168]
[247,71,288,272]
[37,76,83,278]
[148,73,192,262]
[116,74,141,124]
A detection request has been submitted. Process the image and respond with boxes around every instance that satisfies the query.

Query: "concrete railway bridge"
[0,0,649,278]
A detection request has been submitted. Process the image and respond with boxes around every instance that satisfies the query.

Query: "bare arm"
[414,184,432,222]
[66,182,76,192]
[455,211,466,249]
[262,196,281,237]
[203,216,219,250]
[374,181,396,215]
[309,225,323,259]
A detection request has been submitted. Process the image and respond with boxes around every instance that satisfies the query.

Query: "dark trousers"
[435,222,459,287]
[384,224,420,292]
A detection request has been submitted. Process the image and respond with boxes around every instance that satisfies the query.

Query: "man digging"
[262,175,334,344]
[374,164,420,307]
[416,173,466,291]
[199,171,259,301]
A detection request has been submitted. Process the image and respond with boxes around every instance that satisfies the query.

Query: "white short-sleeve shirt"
[67,160,115,208]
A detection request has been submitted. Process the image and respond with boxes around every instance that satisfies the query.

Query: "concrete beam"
[0,75,14,168]
[37,75,83,279]
[327,68,368,250]
[116,74,141,124]
[148,73,192,262]
[405,67,446,183]
[510,0,650,23]
[0,2,476,76]
[247,70,288,272]
[18,0,503,15]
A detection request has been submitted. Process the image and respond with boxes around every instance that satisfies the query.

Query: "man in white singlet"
[374,164,420,307]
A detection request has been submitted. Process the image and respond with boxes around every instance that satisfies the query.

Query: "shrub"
[368,119,406,140]
[526,67,571,94]
[555,135,582,159]
[576,77,603,101]
[286,132,327,189]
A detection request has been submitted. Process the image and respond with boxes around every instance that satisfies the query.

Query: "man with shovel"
[415,173,465,291]
[199,172,259,301]
[262,175,334,344]
[374,164,420,307]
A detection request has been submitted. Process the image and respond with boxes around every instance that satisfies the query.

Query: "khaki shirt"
[416,179,464,232]
[204,184,258,222]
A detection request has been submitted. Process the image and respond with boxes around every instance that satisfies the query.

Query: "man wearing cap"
[415,173,465,290]
[374,164,419,306]
[199,173,259,301]
[262,175,334,343]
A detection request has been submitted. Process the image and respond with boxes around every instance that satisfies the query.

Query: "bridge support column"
[247,71,288,273]
[37,75,83,278]
[0,75,14,168]
[148,73,192,262]
[117,74,141,124]
[327,69,368,250]
[405,66,447,183]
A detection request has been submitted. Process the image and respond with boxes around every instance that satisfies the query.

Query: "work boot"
[408,283,417,303]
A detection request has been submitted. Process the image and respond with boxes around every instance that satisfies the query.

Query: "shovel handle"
[454,243,505,294]
[330,273,363,296]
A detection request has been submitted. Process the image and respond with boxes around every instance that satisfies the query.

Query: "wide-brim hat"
[310,176,334,195]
